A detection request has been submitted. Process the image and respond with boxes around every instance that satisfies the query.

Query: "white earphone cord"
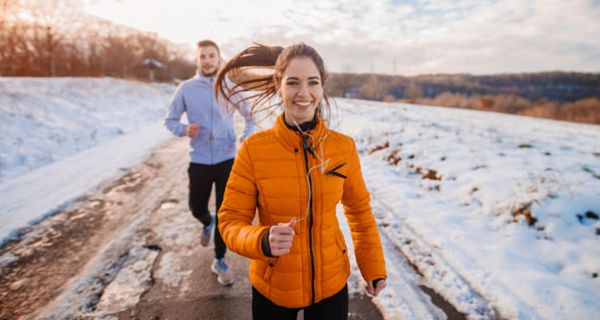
[292,118,332,222]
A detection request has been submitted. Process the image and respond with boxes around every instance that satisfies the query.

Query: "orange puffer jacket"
[218,115,387,308]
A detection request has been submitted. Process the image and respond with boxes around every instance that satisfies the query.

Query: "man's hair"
[197,39,220,54]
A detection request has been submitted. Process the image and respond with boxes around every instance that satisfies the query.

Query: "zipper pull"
[302,136,316,158]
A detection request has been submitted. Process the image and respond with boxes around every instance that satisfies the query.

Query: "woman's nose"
[297,84,309,97]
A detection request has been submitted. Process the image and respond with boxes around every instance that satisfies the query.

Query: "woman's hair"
[215,43,331,122]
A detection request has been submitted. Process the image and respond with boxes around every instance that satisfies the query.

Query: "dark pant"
[252,285,348,320]
[187,159,233,259]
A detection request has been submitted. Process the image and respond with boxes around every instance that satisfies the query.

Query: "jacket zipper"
[301,134,316,305]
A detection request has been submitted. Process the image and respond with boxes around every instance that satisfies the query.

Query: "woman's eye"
[309,81,320,86]
[286,81,299,86]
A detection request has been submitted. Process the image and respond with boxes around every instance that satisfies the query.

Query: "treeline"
[328,73,600,124]
[0,0,195,81]
[2,1,598,124]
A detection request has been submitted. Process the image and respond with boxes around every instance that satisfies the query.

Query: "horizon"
[330,69,600,77]
[83,0,600,76]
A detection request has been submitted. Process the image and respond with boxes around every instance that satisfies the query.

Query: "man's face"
[197,45,220,77]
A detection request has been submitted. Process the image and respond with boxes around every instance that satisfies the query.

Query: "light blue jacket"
[164,73,254,165]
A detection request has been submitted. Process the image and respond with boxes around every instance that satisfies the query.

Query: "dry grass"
[368,141,390,154]
[511,202,538,226]
[416,167,442,180]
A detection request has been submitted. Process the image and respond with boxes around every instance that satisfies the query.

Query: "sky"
[83,0,600,75]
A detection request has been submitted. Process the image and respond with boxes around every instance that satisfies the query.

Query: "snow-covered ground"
[0,78,174,243]
[334,99,600,319]
[1,78,599,319]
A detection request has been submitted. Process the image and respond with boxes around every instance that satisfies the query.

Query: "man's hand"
[186,123,199,138]
[366,279,387,297]
[269,218,296,256]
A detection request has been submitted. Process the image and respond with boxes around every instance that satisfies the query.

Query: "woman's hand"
[268,218,296,256]
[366,279,387,297]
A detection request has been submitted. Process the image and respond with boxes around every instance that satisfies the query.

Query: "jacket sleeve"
[164,83,188,137]
[218,141,270,260]
[225,76,255,139]
[236,97,255,139]
[341,139,387,283]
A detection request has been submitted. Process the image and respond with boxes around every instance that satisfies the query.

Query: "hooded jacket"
[218,114,387,308]
[164,73,254,164]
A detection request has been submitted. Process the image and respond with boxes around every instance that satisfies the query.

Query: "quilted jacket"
[218,114,386,308]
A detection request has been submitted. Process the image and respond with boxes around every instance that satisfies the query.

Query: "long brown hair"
[215,43,331,123]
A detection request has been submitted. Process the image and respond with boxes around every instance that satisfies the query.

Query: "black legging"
[252,285,348,320]
[187,159,233,259]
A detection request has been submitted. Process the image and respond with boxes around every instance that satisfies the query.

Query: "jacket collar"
[273,113,328,152]
[284,115,317,133]
[193,72,214,84]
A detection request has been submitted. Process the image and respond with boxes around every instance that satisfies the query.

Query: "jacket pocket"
[335,232,350,274]
[263,259,277,282]
[326,162,347,179]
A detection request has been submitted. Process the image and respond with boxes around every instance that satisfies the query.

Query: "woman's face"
[279,57,323,125]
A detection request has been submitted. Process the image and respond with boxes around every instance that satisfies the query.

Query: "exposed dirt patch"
[0,199,109,319]
[0,142,176,319]
[117,294,383,320]
[1,138,386,320]
[386,149,402,165]
[368,141,389,154]
[416,167,442,180]
[511,202,538,226]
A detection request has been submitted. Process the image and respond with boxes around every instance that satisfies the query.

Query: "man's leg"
[188,162,214,227]
[214,158,234,259]
[210,159,235,286]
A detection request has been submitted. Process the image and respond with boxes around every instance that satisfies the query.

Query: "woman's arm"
[341,139,387,286]
[218,141,271,260]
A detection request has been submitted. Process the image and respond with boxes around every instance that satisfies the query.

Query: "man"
[165,39,254,286]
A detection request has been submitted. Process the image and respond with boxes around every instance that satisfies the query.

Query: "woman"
[215,43,387,320]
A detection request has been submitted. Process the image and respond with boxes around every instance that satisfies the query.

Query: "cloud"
[86,0,600,75]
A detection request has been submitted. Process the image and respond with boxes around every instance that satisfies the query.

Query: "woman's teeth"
[294,101,312,107]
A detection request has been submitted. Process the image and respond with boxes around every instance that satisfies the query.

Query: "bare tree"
[361,74,387,100]
[23,0,83,76]
[0,1,195,79]
[404,81,423,102]
[329,72,355,97]
[0,0,24,75]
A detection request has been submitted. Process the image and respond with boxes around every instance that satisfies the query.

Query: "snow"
[0,77,173,244]
[2,77,600,319]
[93,246,159,316]
[0,77,173,182]
[334,99,600,319]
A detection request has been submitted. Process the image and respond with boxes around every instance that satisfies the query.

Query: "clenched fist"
[269,218,296,256]
[366,279,387,297]
[186,123,199,138]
